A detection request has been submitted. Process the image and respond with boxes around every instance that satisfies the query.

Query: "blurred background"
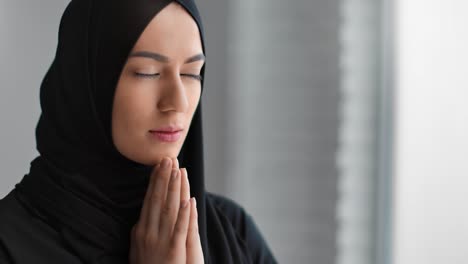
[0,0,467,263]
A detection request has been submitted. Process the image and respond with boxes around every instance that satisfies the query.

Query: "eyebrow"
[129,51,205,64]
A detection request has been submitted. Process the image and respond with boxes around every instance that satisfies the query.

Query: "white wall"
[394,1,468,263]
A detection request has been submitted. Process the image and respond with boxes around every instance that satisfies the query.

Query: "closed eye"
[134,72,202,81]
[181,74,203,81]
[134,72,160,78]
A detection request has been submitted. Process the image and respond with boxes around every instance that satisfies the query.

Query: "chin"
[139,147,181,166]
[114,136,184,166]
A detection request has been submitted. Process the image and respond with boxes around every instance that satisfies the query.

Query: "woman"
[0,0,277,263]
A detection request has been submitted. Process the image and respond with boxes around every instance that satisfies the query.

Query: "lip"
[151,126,184,133]
[149,126,184,142]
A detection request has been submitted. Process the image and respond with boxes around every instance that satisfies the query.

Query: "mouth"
[149,129,183,142]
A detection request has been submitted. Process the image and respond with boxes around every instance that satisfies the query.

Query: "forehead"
[130,2,203,57]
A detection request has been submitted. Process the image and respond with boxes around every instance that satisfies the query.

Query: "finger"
[138,163,160,228]
[146,157,173,236]
[186,197,200,249]
[159,169,181,241]
[187,198,204,264]
[171,199,191,251]
[172,157,179,170]
[180,168,190,204]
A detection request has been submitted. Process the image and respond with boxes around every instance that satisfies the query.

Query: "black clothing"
[0,0,277,263]
[0,188,276,263]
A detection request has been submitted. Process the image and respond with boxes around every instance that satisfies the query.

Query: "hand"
[129,157,204,264]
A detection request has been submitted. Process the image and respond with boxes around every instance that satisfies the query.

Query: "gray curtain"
[199,0,340,262]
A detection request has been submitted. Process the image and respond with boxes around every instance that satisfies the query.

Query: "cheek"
[113,83,156,137]
[187,85,202,114]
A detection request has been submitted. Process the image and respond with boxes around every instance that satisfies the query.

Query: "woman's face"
[112,2,204,166]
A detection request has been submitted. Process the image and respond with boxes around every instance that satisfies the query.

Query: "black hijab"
[13,0,250,263]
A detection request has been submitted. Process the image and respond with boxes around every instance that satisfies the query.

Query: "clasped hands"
[130,157,204,264]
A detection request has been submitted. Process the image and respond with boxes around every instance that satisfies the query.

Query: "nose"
[157,73,189,113]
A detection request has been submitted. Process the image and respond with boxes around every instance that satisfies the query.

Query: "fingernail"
[193,197,197,208]
[181,200,189,208]
[171,169,178,181]
[162,158,170,168]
